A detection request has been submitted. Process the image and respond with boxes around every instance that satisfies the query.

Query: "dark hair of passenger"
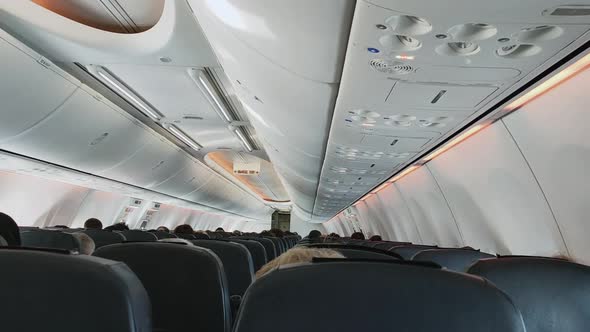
[157,226,170,233]
[215,227,224,232]
[350,232,365,240]
[174,224,194,234]
[328,233,341,238]
[0,212,21,246]
[270,228,284,238]
[308,230,321,239]
[104,223,128,231]
[84,218,103,230]
[53,225,69,229]
[369,235,382,241]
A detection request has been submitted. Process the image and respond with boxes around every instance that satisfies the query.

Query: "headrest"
[175,233,196,240]
[264,237,285,254]
[234,261,525,332]
[194,232,211,239]
[371,241,412,251]
[302,243,402,260]
[0,248,151,331]
[94,242,231,332]
[390,244,438,259]
[81,229,125,248]
[236,237,277,260]
[192,240,254,296]
[151,231,177,239]
[20,230,80,252]
[230,239,268,271]
[121,230,157,242]
[468,256,590,332]
[0,235,7,246]
[413,248,495,272]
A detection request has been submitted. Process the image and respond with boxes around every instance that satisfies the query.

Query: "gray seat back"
[234,261,525,332]
[390,244,438,259]
[230,238,268,271]
[469,256,590,332]
[121,230,158,242]
[81,229,126,248]
[21,230,80,252]
[0,248,151,331]
[413,248,495,272]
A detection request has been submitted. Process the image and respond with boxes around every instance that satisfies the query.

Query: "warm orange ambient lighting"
[423,124,487,162]
[389,165,420,183]
[505,52,590,112]
[371,182,391,194]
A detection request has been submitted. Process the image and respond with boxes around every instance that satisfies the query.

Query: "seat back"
[0,248,151,331]
[468,256,590,332]
[192,240,255,297]
[151,231,177,239]
[265,237,284,255]
[413,248,495,272]
[0,235,7,246]
[121,230,158,242]
[371,241,412,251]
[230,239,268,271]
[234,261,525,332]
[175,233,196,240]
[302,243,401,260]
[238,237,277,261]
[390,244,438,259]
[21,230,80,252]
[94,242,231,332]
[81,229,126,248]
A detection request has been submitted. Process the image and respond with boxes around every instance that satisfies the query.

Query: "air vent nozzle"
[369,59,416,75]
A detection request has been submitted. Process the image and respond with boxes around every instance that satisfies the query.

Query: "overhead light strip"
[94,67,162,121]
[234,128,253,152]
[192,69,234,122]
[168,125,203,151]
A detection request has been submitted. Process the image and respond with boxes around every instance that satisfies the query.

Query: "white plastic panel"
[395,166,463,247]
[0,88,149,174]
[372,183,421,242]
[428,122,568,256]
[386,82,498,109]
[150,159,204,198]
[503,67,590,264]
[0,35,77,140]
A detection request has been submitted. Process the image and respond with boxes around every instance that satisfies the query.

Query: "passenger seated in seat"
[84,218,103,230]
[0,212,20,246]
[215,227,225,232]
[308,230,321,240]
[53,225,69,229]
[156,226,170,233]
[351,232,365,240]
[174,224,194,234]
[256,248,344,278]
[270,228,284,238]
[72,233,96,255]
[369,235,382,241]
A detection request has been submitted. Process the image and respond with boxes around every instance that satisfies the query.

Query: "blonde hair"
[255,247,344,278]
[72,233,96,255]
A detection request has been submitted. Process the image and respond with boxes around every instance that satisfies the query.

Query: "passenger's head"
[328,233,341,238]
[174,224,194,234]
[270,228,284,238]
[255,248,345,278]
[156,226,170,233]
[308,230,321,239]
[0,212,20,246]
[53,225,69,229]
[369,235,382,241]
[84,218,103,230]
[104,223,129,231]
[350,232,365,240]
[215,227,225,232]
[72,233,95,255]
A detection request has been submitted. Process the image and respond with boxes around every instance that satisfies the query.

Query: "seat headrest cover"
[390,245,438,259]
[413,248,495,272]
[81,229,125,248]
[0,235,7,246]
[20,230,80,251]
[230,239,268,271]
[234,261,525,332]
[0,248,151,331]
[121,230,158,242]
[468,256,590,332]
[94,242,231,332]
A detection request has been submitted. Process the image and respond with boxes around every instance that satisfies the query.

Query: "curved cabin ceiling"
[32,0,165,33]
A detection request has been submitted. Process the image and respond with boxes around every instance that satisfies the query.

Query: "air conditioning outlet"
[369,59,416,75]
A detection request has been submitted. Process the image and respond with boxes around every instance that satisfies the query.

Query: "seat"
[0,235,7,246]
[302,243,402,260]
[21,230,80,252]
[234,260,525,332]
[237,237,277,261]
[94,242,231,332]
[230,238,268,271]
[265,237,285,255]
[0,248,151,331]
[121,230,158,242]
[175,233,196,240]
[192,240,255,297]
[371,241,412,251]
[81,229,125,248]
[468,256,590,332]
[413,248,495,272]
[194,232,211,239]
[390,244,438,260]
[151,231,177,239]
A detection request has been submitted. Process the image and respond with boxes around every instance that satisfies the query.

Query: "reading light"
[234,128,253,152]
[395,54,415,60]
[505,52,590,112]
[167,125,203,151]
[93,67,162,121]
[192,69,234,122]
